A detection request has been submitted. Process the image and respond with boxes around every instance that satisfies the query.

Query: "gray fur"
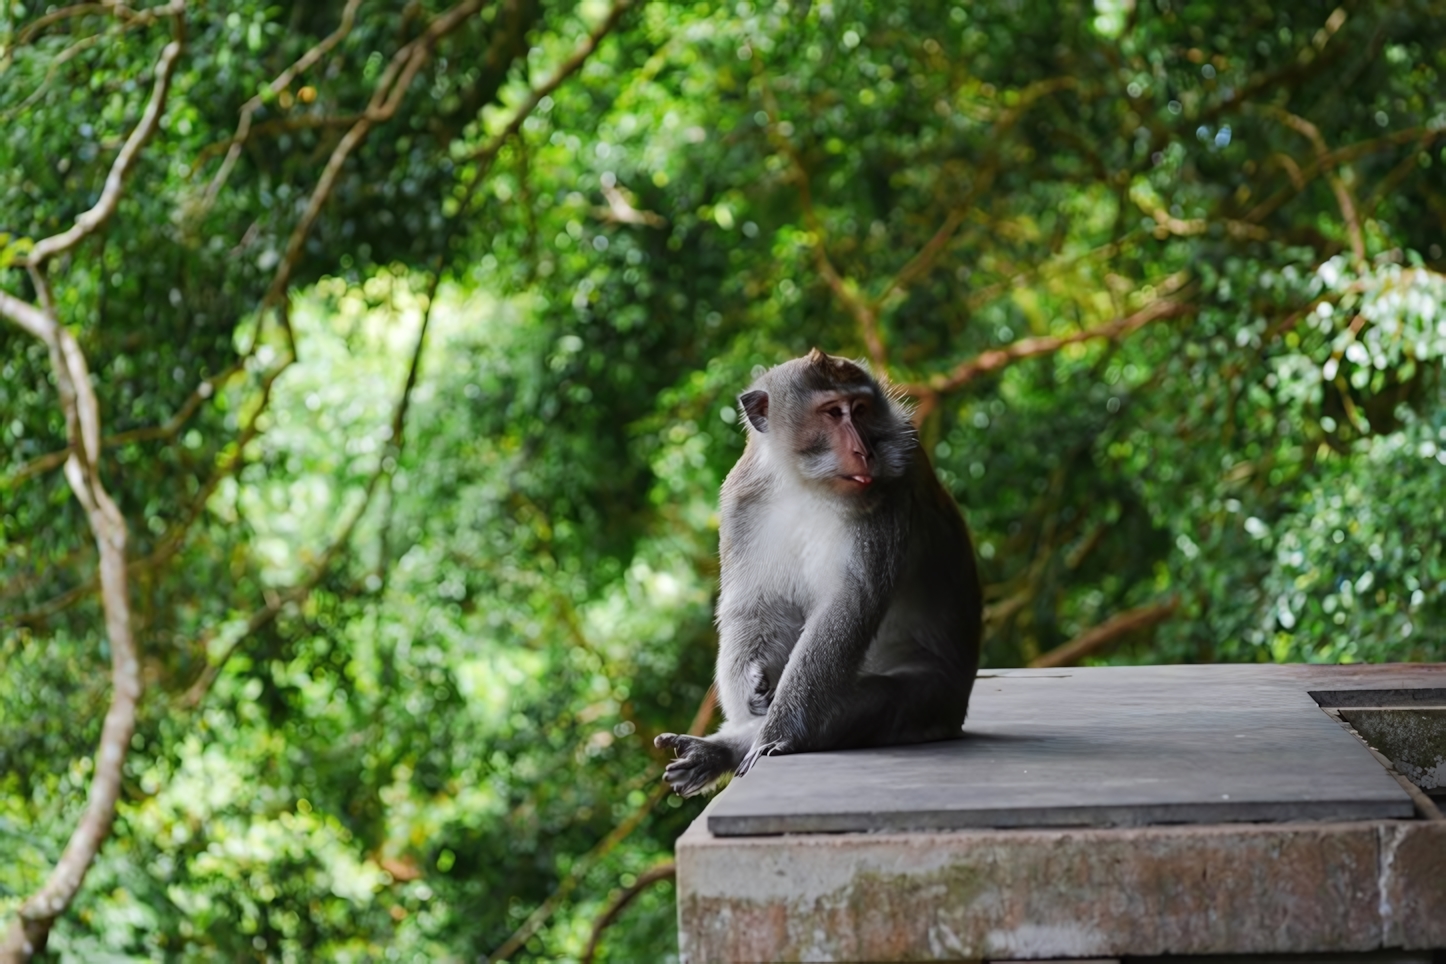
[656,351,983,796]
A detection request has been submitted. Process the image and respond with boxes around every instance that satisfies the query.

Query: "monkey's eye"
[825,406,845,419]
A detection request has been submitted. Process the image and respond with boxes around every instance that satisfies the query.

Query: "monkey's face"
[737,350,918,496]
[797,391,880,495]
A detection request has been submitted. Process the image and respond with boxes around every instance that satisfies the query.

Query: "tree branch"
[26,38,182,267]
[755,76,886,371]
[180,271,442,709]
[261,0,486,352]
[0,22,184,963]
[900,289,1193,400]
[11,0,183,47]
[0,288,51,340]
[876,77,1075,312]
[8,0,498,631]
[1028,599,1179,669]
[483,682,715,964]
[1255,105,1366,266]
[461,0,634,209]
[579,862,676,964]
[5,355,245,486]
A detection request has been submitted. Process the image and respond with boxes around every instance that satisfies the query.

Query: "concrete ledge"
[677,818,1446,962]
[676,664,1446,962]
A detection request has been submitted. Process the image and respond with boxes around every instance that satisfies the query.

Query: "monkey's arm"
[738,531,902,774]
[654,600,799,796]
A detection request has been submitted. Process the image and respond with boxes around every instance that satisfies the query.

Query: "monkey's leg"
[654,717,761,797]
[827,665,972,749]
[739,658,969,776]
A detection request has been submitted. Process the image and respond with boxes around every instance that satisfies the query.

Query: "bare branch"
[26,38,183,266]
[0,22,184,958]
[579,863,677,964]
[0,288,52,340]
[1028,599,1179,669]
[900,290,1193,399]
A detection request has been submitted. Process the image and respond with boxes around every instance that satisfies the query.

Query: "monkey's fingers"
[659,736,733,796]
[662,757,711,797]
[735,738,783,778]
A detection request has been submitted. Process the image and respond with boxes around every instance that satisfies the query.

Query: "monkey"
[655,349,982,797]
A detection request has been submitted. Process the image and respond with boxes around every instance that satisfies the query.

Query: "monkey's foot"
[655,733,734,797]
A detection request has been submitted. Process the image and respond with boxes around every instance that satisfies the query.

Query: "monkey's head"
[738,348,916,495]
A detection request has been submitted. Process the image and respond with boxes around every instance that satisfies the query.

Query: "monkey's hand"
[655,733,734,797]
[745,662,775,715]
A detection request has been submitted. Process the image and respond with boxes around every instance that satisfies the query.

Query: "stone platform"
[675,663,1446,963]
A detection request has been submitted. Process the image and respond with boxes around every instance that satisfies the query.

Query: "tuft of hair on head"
[804,347,873,389]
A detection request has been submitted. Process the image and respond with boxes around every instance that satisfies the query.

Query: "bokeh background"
[2,0,1445,959]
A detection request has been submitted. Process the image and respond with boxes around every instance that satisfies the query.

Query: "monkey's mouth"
[845,475,873,486]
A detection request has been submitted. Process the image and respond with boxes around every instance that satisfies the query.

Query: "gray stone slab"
[706,664,1422,835]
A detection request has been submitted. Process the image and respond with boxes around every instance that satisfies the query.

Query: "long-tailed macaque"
[655,349,982,796]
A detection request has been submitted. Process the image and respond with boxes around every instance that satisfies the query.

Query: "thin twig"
[190,112,362,168]
[755,76,884,370]
[757,72,1074,375]
[458,0,634,219]
[261,0,486,354]
[6,356,246,485]
[1,355,284,632]
[8,0,488,630]
[12,0,181,47]
[484,682,716,964]
[197,0,363,212]
[2,31,107,119]
[1255,105,1366,266]
[180,273,442,708]
[1243,125,1439,227]
[876,77,1075,312]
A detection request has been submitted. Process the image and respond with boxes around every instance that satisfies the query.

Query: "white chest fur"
[726,486,854,610]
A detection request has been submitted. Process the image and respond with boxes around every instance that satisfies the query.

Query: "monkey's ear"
[739,390,769,432]
[806,347,828,366]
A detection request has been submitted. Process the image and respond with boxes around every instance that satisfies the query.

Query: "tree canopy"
[2,0,1444,959]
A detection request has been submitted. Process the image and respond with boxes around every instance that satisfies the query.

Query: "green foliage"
[2,0,1445,960]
